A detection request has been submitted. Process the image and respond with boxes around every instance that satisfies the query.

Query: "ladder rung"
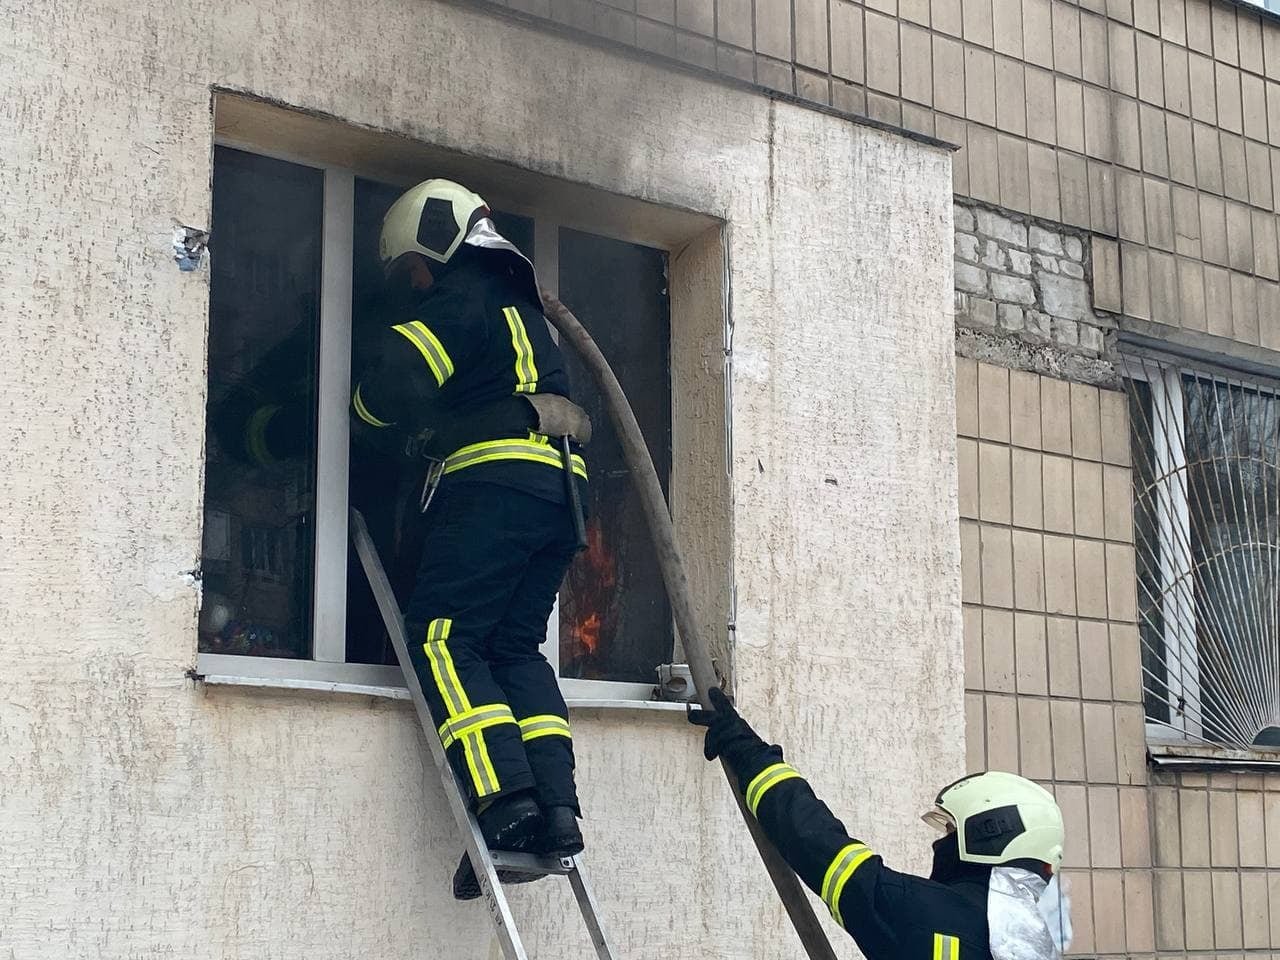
[489,850,576,876]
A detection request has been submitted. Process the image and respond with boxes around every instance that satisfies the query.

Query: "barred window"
[1127,357,1280,748]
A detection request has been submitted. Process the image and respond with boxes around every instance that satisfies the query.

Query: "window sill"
[192,653,692,713]
[1147,740,1280,772]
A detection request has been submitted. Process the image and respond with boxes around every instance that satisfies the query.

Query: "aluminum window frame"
[196,138,670,704]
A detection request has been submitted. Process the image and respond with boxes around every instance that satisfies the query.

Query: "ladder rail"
[351,509,532,960]
[350,509,617,960]
[565,855,612,956]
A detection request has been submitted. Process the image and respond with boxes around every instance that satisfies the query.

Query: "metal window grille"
[1126,356,1280,748]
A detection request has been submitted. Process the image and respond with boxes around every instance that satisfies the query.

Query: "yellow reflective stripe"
[352,385,391,428]
[820,842,874,926]
[438,707,515,748]
[437,704,517,748]
[391,320,454,387]
[245,404,281,465]
[503,306,538,393]
[744,763,802,816]
[423,619,466,714]
[443,438,588,481]
[437,715,517,749]
[465,732,500,796]
[518,714,572,742]
[422,619,501,797]
[933,934,959,960]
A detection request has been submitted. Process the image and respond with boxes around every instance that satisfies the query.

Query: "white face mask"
[987,867,1072,960]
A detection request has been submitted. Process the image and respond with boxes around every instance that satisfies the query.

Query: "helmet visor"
[921,808,956,833]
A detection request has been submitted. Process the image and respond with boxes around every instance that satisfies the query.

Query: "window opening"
[200,144,682,697]
[200,147,323,659]
[1127,356,1280,748]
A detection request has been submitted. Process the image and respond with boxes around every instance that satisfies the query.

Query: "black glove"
[688,686,772,773]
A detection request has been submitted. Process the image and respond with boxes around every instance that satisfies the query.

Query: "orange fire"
[567,520,616,663]
[584,521,617,590]
[577,612,602,654]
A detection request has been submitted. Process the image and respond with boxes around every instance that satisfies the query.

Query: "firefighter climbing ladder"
[350,509,616,960]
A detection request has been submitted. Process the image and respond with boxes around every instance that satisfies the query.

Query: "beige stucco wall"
[0,1,958,957]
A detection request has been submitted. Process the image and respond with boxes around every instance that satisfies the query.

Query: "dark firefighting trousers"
[404,481,580,813]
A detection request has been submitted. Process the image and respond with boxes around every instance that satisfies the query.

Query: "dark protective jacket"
[351,248,585,502]
[732,746,994,960]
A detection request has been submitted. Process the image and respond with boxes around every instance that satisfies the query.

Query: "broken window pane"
[558,228,674,683]
[200,148,323,658]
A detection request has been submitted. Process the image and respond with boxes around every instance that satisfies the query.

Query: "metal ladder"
[350,509,617,960]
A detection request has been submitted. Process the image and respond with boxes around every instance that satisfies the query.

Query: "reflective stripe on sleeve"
[820,842,875,927]
[744,763,802,816]
[518,714,572,742]
[933,934,960,960]
[245,404,282,465]
[391,320,455,388]
[352,384,392,428]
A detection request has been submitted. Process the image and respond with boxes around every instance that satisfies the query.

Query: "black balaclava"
[929,832,963,882]
[929,832,993,885]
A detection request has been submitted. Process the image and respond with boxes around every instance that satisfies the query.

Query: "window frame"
[1125,351,1280,748]
[197,138,674,704]
[1126,358,1199,744]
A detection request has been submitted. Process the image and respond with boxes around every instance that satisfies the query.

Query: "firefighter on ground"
[353,179,592,900]
[690,688,1072,959]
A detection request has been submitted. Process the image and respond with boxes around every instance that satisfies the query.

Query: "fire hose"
[540,292,839,960]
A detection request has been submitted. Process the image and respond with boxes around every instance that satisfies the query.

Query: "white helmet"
[379,179,489,271]
[922,771,1064,870]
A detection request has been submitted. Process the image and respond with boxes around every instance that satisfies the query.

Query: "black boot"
[452,792,546,901]
[541,806,584,858]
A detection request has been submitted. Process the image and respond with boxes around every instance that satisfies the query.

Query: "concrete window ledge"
[1148,741,1280,772]
[192,671,692,714]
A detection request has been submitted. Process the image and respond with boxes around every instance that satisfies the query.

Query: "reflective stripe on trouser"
[421,619,512,798]
[820,842,875,927]
[932,934,960,960]
[404,483,582,812]
[518,714,572,742]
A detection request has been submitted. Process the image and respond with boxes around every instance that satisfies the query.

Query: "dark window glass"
[558,228,673,683]
[1128,379,1170,724]
[200,148,323,658]
[344,177,534,663]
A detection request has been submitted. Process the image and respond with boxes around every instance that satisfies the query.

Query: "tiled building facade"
[488,0,1280,951]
